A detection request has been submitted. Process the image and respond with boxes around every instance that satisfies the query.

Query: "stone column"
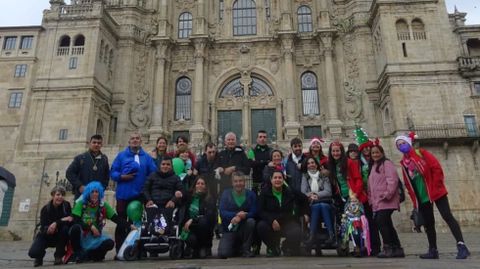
[190,38,208,143]
[240,72,252,144]
[157,0,169,36]
[280,34,300,138]
[279,1,293,31]
[320,32,343,136]
[148,39,169,139]
[194,0,207,35]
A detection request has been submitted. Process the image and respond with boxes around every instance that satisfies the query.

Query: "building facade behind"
[0,0,479,239]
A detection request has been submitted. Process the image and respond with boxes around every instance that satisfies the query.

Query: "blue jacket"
[219,188,257,231]
[110,147,157,200]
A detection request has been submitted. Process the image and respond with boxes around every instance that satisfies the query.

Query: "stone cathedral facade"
[0,0,479,238]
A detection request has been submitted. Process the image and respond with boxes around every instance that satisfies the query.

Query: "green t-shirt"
[72,200,116,229]
[336,164,349,198]
[410,172,430,204]
[272,189,282,206]
[361,159,369,189]
[232,190,246,208]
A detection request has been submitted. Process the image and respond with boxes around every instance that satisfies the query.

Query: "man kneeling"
[218,172,257,258]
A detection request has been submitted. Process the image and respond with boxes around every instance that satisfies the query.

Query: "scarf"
[308,170,320,193]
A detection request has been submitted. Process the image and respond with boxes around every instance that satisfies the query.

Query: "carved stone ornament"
[344,81,363,121]
[175,0,194,10]
[129,47,151,128]
[269,55,280,74]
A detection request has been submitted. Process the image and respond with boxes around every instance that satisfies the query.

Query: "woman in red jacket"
[395,133,470,259]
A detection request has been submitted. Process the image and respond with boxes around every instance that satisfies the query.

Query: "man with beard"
[285,137,306,192]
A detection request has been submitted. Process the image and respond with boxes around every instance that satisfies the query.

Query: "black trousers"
[69,224,114,261]
[374,209,401,248]
[28,225,69,260]
[185,216,215,251]
[218,218,256,257]
[419,195,464,249]
[256,219,302,250]
[364,203,381,253]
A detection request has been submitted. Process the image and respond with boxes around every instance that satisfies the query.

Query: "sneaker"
[456,243,470,259]
[419,248,439,259]
[33,258,43,267]
[242,250,255,258]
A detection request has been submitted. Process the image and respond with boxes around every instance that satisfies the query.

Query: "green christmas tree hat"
[353,126,373,151]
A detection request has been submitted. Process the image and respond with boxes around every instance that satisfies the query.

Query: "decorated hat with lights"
[353,126,374,151]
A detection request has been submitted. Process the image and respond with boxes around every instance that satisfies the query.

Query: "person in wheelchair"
[301,157,335,248]
[179,176,217,258]
[143,156,184,256]
[257,170,309,257]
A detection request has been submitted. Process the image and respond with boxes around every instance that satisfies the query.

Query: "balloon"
[172,157,185,176]
[126,200,143,222]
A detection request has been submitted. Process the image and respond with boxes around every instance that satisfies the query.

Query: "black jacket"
[38,200,72,234]
[250,144,272,183]
[143,170,184,207]
[179,192,217,228]
[66,151,110,198]
[257,186,309,226]
[215,146,251,191]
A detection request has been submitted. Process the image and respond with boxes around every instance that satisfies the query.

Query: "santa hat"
[394,132,417,146]
[353,126,373,151]
[310,137,324,147]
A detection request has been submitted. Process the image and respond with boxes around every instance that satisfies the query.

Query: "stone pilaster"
[189,37,208,145]
[280,33,300,139]
[319,32,343,137]
[148,39,170,141]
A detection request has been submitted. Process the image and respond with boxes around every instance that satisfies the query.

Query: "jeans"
[256,220,302,250]
[185,216,215,251]
[309,202,334,236]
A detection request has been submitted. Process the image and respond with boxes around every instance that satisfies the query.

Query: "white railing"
[72,46,85,55]
[59,4,93,17]
[458,56,480,69]
[413,31,426,40]
[397,32,410,41]
[57,47,70,56]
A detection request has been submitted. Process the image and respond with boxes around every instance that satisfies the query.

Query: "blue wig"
[82,181,105,204]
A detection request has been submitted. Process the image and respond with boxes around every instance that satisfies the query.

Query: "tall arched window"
[175,77,192,120]
[178,12,193,39]
[233,0,257,36]
[301,72,320,115]
[297,5,313,33]
[395,19,410,41]
[411,18,426,40]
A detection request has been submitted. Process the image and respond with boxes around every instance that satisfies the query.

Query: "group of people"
[28,129,471,266]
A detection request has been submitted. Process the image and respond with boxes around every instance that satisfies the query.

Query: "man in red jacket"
[395,133,470,259]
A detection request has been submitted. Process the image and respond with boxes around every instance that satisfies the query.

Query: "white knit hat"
[395,135,411,146]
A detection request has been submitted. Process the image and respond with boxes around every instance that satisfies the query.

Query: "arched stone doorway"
[215,72,280,146]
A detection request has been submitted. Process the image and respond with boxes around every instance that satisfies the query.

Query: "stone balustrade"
[59,4,93,17]
[458,56,480,69]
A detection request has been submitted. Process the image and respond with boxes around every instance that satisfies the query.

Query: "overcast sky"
[0,0,478,26]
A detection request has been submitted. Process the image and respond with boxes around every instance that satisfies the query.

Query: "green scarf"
[272,188,282,206]
[232,190,246,207]
[336,163,349,198]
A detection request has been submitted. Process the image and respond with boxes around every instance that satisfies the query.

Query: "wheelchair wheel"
[123,245,139,261]
[169,240,184,260]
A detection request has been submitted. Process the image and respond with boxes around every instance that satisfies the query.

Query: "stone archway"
[215,71,280,146]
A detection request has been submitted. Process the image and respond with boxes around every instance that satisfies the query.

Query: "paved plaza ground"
[0,231,479,269]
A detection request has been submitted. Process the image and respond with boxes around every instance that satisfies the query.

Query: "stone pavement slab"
[0,232,479,269]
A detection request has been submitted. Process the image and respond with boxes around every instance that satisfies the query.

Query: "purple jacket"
[368,159,400,212]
